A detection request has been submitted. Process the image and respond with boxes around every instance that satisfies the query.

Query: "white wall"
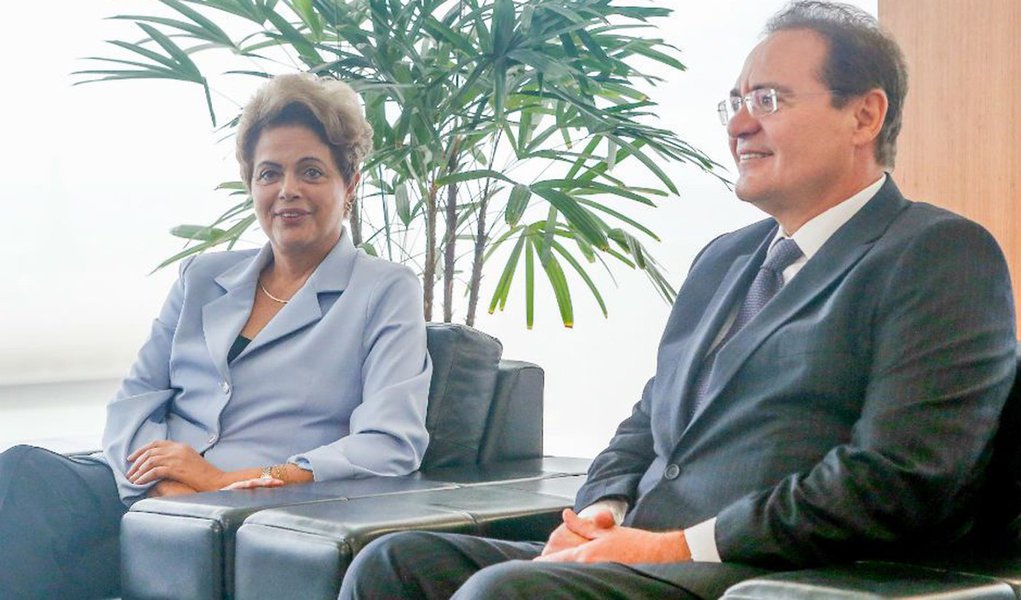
[0,0,875,454]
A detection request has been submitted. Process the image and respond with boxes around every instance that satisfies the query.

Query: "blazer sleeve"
[289,267,431,481]
[102,258,192,503]
[714,218,1017,567]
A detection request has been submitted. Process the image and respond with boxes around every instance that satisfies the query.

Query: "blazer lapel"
[687,179,910,428]
[673,239,771,412]
[201,246,271,382]
[237,230,357,360]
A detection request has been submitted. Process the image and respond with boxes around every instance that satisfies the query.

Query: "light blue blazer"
[101,231,431,503]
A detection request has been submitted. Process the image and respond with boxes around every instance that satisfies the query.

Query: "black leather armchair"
[119,324,590,600]
[719,347,1021,599]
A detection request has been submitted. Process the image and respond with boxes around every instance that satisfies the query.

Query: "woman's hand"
[147,480,198,498]
[221,477,285,491]
[127,440,227,492]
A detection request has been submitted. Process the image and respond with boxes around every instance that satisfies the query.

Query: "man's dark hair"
[766,1,908,167]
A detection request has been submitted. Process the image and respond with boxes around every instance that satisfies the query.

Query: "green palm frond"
[80,0,726,327]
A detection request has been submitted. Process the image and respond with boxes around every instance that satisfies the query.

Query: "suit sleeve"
[102,258,192,503]
[715,218,1017,567]
[289,267,431,480]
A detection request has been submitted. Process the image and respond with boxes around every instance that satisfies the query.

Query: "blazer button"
[664,463,681,480]
[207,435,218,445]
[220,381,231,395]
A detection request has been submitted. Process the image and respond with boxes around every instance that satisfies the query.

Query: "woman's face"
[250,125,358,260]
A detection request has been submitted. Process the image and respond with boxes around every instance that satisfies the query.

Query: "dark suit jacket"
[575,178,1016,573]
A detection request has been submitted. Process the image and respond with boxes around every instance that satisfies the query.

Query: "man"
[339,2,1017,598]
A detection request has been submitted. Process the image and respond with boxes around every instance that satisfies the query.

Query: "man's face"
[727,29,863,221]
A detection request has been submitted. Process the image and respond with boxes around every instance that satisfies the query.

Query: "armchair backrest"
[419,324,545,470]
[420,324,502,469]
[477,359,544,463]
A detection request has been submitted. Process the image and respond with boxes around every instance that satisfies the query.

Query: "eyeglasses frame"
[717,87,845,126]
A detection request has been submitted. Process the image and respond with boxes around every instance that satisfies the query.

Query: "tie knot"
[762,238,803,274]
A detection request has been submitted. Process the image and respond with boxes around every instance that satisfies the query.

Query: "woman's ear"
[347,172,361,195]
[343,172,361,218]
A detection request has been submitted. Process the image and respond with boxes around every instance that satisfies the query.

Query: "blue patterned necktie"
[689,237,804,418]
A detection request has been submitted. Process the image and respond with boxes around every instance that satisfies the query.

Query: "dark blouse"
[227,335,252,363]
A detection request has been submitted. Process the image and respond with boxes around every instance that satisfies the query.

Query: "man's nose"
[726,103,760,138]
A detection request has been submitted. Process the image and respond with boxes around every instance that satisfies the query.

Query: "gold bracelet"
[260,465,273,479]
[269,464,287,483]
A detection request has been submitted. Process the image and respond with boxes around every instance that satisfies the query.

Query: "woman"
[0,74,431,599]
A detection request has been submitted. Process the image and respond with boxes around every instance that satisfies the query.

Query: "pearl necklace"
[259,282,291,304]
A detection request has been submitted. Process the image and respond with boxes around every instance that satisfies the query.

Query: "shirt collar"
[772,173,887,261]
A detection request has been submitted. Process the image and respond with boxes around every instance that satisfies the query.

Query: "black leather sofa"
[118,324,591,599]
[118,328,1020,599]
[227,347,1021,600]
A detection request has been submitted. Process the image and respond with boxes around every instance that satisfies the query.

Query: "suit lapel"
[649,221,778,443]
[236,230,357,360]
[673,238,771,413]
[201,246,271,382]
[686,179,910,429]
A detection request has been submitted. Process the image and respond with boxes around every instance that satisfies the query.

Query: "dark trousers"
[339,531,713,600]
[0,445,126,599]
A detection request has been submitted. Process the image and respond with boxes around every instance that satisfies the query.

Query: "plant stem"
[349,199,362,247]
[467,131,501,326]
[443,181,457,323]
[466,190,488,327]
[442,139,462,324]
[423,182,438,321]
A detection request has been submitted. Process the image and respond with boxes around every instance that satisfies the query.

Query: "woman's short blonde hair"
[236,73,373,189]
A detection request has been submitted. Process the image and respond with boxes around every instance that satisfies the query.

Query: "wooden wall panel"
[879,0,1021,332]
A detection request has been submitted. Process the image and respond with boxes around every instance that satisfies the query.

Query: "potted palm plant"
[78,0,722,327]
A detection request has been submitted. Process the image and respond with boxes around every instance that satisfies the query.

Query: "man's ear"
[850,88,888,149]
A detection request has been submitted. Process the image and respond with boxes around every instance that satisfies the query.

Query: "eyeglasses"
[717,88,840,125]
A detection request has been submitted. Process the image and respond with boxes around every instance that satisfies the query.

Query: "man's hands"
[127,440,227,492]
[536,509,691,565]
[541,508,617,556]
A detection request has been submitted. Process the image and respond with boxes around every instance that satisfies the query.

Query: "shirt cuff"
[684,517,721,562]
[577,499,628,525]
[290,456,313,473]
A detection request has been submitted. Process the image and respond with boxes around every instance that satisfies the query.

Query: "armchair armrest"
[233,474,588,600]
[421,455,592,485]
[722,562,1016,599]
[120,474,454,600]
[120,457,591,600]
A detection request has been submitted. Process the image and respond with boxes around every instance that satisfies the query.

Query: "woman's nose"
[278,174,300,200]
